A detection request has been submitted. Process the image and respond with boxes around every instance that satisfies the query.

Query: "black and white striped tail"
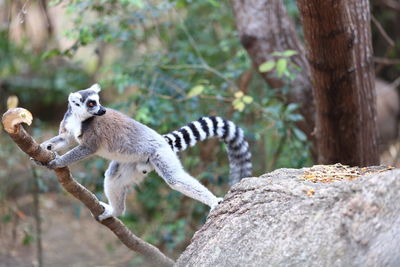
[163,116,252,184]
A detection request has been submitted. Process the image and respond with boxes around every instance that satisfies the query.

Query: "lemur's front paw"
[97,201,114,221]
[47,153,65,169]
[31,152,62,169]
[46,159,60,169]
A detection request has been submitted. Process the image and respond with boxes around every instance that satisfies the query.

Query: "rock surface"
[176,167,400,267]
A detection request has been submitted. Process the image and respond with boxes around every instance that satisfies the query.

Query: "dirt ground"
[0,193,145,267]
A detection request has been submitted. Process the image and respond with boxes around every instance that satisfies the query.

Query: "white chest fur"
[64,115,82,142]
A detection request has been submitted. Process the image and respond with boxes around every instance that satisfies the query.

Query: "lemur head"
[68,84,106,120]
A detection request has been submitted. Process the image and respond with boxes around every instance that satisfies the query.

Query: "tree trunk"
[231,0,316,154]
[297,0,379,166]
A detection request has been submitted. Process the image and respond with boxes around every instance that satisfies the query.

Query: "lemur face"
[68,84,106,119]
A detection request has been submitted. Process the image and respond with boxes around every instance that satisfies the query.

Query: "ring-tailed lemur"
[35,84,252,221]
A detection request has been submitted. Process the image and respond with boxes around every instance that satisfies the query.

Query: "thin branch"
[38,0,54,37]
[174,12,240,92]
[374,57,400,65]
[371,15,395,48]
[199,95,233,102]
[16,0,31,25]
[2,109,174,267]
[160,64,240,91]
[177,15,207,66]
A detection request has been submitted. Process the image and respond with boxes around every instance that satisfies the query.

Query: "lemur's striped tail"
[162,116,252,184]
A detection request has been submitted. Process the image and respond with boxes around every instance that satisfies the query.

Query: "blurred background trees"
[1,0,400,265]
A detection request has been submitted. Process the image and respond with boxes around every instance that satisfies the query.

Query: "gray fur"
[46,145,95,169]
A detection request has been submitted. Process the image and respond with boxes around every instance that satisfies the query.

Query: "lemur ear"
[68,92,82,103]
[90,83,101,93]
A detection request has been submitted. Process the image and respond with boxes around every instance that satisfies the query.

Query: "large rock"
[176,167,400,267]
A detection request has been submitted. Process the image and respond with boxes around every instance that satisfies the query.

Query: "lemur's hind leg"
[150,146,222,209]
[98,161,150,221]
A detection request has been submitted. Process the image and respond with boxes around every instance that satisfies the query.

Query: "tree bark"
[297,0,379,166]
[232,0,316,152]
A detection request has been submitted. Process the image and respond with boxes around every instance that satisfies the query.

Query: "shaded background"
[0,0,399,265]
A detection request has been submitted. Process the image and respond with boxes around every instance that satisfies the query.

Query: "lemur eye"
[87,100,96,108]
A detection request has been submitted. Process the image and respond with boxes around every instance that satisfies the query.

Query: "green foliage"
[0,30,91,114]
[187,85,205,98]
[2,214,11,223]
[22,228,34,246]
[232,91,253,112]
[259,49,299,79]
[259,61,275,73]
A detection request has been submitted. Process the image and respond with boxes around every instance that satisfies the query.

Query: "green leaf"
[2,214,11,223]
[242,95,253,104]
[188,85,205,98]
[41,49,61,60]
[286,103,299,112]
[233,100,245,112]
[207,0,220,7]
[276,58,288,78]
[136,107,151,124]
[258,61,275,73]
[131,0,144,8]
[176,0,188,8]
[287,114,303,122]
[22,231,34,246]
[275,120,284,132]
[271,51,283,57]
[234,91,244,98]
[282,50,298,57]
[120,0,144,7]
[233,98,245,111]
[293,128,307,142]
